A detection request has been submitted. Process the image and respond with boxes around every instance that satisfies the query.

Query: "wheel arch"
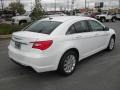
[64,48,79,60]
[57,48,79,69]
[19,20,27,23]
[106,34,116,51]
[111,34,116,40]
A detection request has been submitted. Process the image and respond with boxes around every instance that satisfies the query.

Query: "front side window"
[24,21,62,34]
[88,20,104,31]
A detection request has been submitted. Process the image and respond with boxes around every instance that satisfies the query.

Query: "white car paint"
[8,16,116,73]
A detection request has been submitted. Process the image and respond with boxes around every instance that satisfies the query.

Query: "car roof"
[42,16,93,22]
[38,16,103,36]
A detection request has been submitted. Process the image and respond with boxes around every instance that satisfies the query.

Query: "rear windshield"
[24,21,62,34]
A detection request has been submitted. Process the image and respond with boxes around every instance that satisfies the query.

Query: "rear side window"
[25,21,62,34]
[66,25,76,34]
[74,21,89,33]
[66,20,89,35]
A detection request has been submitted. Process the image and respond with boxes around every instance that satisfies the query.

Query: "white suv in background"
[8,16,116,76]
[96,12,116,22]
[12,11,32,25]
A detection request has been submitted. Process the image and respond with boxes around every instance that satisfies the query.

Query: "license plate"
[15,41,21,49]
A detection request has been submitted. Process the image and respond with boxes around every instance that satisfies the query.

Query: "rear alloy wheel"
[58,51,78,76]
[107,37,115,51]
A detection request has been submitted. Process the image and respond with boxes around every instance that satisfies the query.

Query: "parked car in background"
[0,10,3,17]
[95,12,116,22]
[0,16,5,23]
[0,10,15,20]
[116,13,120,20]
[46,12,67,17]
[76,12,91,17]
[8,16,116,76]
[0,17,2,23]
[12,11,32,25]
[90,12,101,18]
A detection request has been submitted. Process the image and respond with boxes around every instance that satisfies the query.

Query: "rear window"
[25,21,62,34]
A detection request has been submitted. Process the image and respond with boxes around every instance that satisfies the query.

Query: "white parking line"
[0,74,28,83]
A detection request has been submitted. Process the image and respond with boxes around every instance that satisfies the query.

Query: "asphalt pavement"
[0,21,120,90]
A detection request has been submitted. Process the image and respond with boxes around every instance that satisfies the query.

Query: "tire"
[57,51,78,76]
[19,20,27,25]
[107,36,115,51]
[111,18,116,22]
[100,18,106,23]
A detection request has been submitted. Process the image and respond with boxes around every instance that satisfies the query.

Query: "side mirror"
[104,27,109,31]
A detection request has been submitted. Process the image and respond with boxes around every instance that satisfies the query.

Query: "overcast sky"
[0,0,120,11]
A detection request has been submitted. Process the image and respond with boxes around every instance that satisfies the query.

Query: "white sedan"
[8,16,116,76]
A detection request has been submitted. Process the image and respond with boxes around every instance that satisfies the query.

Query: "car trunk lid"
[11,31,50,52]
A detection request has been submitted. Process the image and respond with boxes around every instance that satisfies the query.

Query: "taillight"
[32,40,53,50]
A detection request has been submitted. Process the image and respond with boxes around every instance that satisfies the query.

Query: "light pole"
[71,0,75,15]
[0,0,4,10]
[71,0,74,10]
[67,0,69,10]
[55,0,56,12]
[85,0,87,9]
[119,0,120,8]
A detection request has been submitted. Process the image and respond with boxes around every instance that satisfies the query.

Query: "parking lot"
[0,21,120,90]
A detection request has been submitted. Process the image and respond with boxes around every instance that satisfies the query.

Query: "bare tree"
[9,2,25,14]
[119,0,120,8]
[32,0,45,20]
[55,0,56,12]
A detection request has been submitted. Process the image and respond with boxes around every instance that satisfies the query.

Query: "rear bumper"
[8,46,59,73]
